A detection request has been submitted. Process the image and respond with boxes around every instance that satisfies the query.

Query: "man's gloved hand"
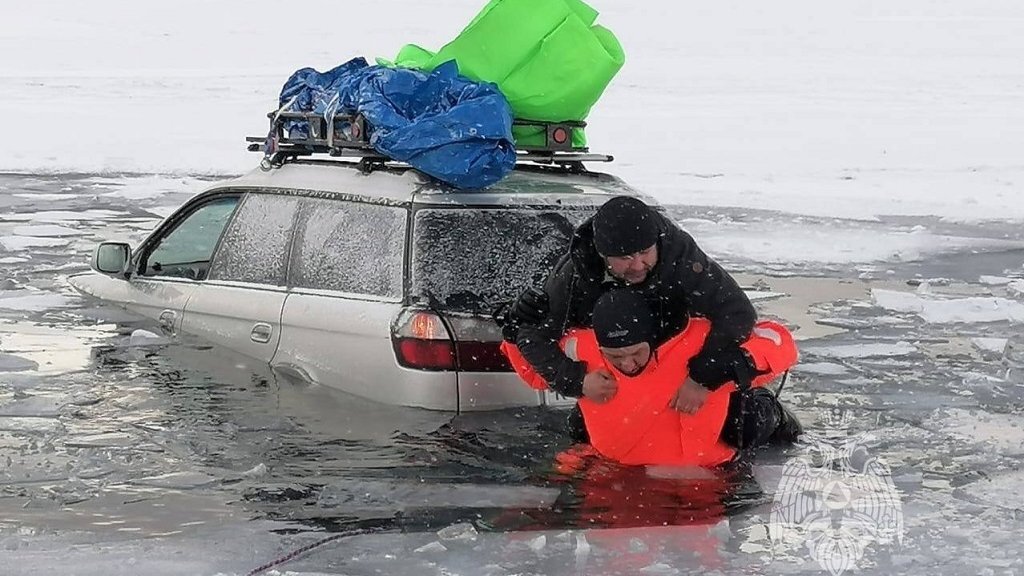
[512,287,549,326]
[688,345,759,391]
[492,301,516,342]
[493,287,549,343]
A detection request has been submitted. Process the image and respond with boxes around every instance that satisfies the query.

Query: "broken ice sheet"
[64,432,135,448]
[639,562,681,575]
[815,316,909,329]
[0,236,71,250]
[872,289,1024,323]
[802,341,917,359]
[0,417,61,434]
[130,471,222,490]
[437,522,478,544]
[0,395,62,417]
[926,408,1024,456]
[128,329,169,347]
[954,469,1024,512]
[527,534,547,552]
[979,275,1013,286]
[316,479,559,511]
[971,338,1008,355]
[11,225,80,238]
[0,290,75,312]
[745,290,787,302]
[414,541,447,554]
[0,353,39,372]
[794,362,849,375]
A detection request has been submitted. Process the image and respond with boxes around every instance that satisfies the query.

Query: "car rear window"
[411,207,594,313]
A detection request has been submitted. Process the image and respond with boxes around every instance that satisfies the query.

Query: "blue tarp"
[278,57,516,190]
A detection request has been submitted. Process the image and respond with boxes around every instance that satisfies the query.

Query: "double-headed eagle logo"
[769,420,904,575]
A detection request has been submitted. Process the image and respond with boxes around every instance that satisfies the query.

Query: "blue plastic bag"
[278,58,516,190]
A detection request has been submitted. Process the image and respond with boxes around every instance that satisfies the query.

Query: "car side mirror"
[91,242,132,277]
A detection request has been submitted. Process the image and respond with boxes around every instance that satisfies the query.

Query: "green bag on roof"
[382,0,625,148]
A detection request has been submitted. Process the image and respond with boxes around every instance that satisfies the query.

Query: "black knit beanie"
[593,289,656,349]
[592,196,660,257]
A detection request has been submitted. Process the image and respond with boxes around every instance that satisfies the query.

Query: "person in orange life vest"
[591,289,801,456]
[501,196,763,441]
[502,289,802,464]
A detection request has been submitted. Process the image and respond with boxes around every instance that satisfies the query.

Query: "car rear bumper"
[457,372,547,411]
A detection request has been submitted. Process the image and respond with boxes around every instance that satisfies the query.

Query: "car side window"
[208,193,301,286]
[290,198,406,299]
[140,196,240,280]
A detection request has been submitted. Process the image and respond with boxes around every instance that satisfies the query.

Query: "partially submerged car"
[70,117,655,411]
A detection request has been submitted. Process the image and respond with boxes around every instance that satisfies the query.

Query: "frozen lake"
[1,173,1023,575]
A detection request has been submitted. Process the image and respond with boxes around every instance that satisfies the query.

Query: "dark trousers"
[720,387,783,450]
[567,402,589,444]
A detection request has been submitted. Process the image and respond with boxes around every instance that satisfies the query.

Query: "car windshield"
[411,207,595,313]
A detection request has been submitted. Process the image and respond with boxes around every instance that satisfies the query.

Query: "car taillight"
[392,310,456,370]
[395,339,457,370]
[392,309,512,372]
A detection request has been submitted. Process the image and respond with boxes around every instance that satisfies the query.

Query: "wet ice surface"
[2,174,1024,575]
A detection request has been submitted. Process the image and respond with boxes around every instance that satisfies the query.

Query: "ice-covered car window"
[208,193,301,286]
[412,207,593,312]
[141,196,240,280]
[289,198,406,298]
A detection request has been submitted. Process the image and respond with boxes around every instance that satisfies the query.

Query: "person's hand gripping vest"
[582,368,618,403]
[669,376,709,414]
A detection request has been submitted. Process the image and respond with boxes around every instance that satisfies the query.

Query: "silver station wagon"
[70,161,653,411]
[70,117,654,411]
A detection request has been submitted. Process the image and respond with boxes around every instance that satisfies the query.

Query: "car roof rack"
[246,110,613,172]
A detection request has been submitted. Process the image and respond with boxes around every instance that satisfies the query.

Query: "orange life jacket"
[501,319,798,467]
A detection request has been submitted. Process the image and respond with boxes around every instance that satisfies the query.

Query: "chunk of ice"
[436,522,478,544]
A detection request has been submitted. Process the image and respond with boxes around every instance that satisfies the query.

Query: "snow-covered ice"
[971,338,1009,355]
[0,353,39,372]
[979,275,1015,286]
[0,209,126,223]
[801,341,918,359]
[0,236,71,250]
[317,480,560,511]
[793,362,849,376]
[10,225,80,238]
[2,1,1023,227]
[686,217,1024,266]
[130,472,223,490]
[873,289,1024,324]
[0,290,75,312]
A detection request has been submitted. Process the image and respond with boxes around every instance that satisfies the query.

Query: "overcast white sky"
[1,0,1022,222]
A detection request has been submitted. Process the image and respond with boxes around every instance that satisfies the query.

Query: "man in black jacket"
[510,195,764,429]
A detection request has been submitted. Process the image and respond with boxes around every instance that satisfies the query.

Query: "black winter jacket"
[515,210,757,398]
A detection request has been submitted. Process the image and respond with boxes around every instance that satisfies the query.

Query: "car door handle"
[251,323,273,344]
[158,310,177,334]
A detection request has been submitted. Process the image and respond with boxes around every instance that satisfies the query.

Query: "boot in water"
[770,403,803,444]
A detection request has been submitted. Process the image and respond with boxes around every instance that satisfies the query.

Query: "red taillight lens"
[392,309,513,372]
[393,310,455,371]
[455,341,512,372]
[394,338,456,371]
